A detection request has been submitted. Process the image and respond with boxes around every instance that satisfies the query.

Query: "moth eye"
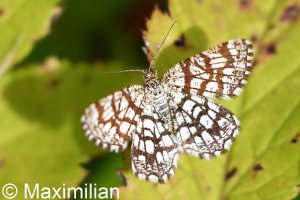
[150,82,156,88]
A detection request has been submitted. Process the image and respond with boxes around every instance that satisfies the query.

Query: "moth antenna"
[149,20,177,74]
[101,69,145,74]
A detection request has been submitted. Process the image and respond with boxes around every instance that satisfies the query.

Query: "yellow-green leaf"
[0,59,140,198]
[119,1,300,200]
[0,0,61,75]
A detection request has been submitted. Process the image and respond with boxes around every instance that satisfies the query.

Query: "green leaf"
[119,1,300,199]
[0,0,61,75]
[0,59,140,198]
[0,1,149,198]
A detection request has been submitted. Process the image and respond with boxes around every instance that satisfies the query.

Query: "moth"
[82,36,253,183]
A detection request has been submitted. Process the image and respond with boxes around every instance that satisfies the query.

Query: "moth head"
[145,79,161,97]
[143,70,156,82]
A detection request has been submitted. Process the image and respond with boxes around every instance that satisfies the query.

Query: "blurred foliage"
[0,0,164,198]
[0,0,299,200]
[0,0,60,75]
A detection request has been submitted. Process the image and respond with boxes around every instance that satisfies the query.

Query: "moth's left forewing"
[81,85,145,152]
[162,39,254,99]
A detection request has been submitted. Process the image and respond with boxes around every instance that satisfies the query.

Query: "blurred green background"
[0,0,299,200]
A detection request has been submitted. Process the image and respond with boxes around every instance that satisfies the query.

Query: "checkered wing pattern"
[81,85,145,152]
[82,38,254,183]
[131,100,179,183]
[162,39,253,99]
[170,92,239,159]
